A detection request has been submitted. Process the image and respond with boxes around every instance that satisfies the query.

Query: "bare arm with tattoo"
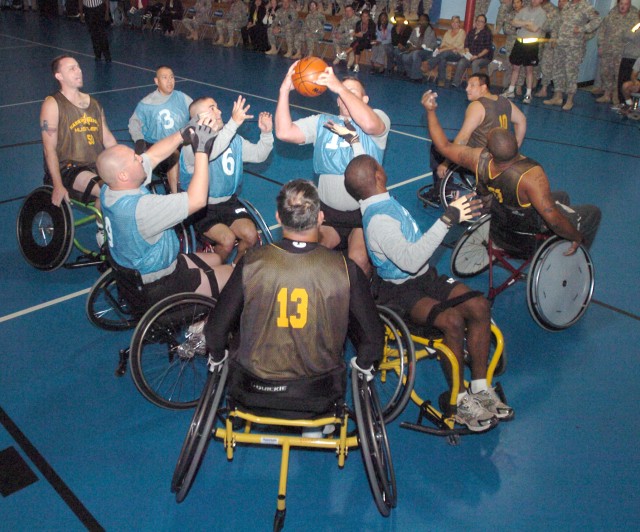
[40,96,68,207]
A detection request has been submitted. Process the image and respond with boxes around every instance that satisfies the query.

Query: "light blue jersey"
[362,196,421,281]
[135,90,190,144]
[180,135,243,199]
[100,186,179,276]
[313,114,385,176]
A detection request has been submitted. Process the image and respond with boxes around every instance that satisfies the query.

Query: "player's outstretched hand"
[258,112,273,133]
[231,95,254,126]
[441,193,482,226]
[192,124,216,154]
[421,90,439,111]
[323,119,360,145]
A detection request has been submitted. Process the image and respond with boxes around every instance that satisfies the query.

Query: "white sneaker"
[470,388,513,419]
[352,64,359,73]
[455,394,495,432]
[336,51,347,61]
[523,94,532,104]
[502,89,515,99]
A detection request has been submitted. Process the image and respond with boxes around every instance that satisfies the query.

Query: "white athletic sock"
[471,379,488,394]
[508,85,515,93]
[526,88,532,96]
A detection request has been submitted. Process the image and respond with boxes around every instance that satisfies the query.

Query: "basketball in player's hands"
[292,57,328,97]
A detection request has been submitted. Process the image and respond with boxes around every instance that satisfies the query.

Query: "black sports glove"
[179,115,200,145]
[323,119,360,145]
[440,194,480,226]
[134,139,146,155]
[191,124,216,154]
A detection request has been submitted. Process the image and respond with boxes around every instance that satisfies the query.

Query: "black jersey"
[468,96,513,149]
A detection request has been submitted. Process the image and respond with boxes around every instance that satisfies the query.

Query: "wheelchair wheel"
[85,268,139,331]
[238,197,274,245]
[16,186,75,271]
[450,214,491,278]
[175,222,197,255]
[129,293,216,409]
[375,306,416,424]
[172,362,228,502]
[352,369,397,516]
[439,165,476,209]
[526,237,595,331]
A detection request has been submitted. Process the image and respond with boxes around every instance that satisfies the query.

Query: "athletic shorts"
[375,267,460,316]
[320,200,362,251]
[193,195,254,234]
[44,162,101,202]
[143,253,219,307]
[509,40,539,67]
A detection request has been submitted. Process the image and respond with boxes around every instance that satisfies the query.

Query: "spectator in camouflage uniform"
[292,0,326,58]
[543,0,601,111]
[266,0,299,57]
[489,0,520,90]
[616,10,640,106]
[534,0,560,98]
[215,0,248,47]
[474,0,491,20]
[594,0,638,105]
[332,4,359,66]
[182,0,212,40]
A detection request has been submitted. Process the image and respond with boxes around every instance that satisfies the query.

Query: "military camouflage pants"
[551,45,585,93]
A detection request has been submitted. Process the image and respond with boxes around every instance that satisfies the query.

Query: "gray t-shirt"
[515,6,547,38]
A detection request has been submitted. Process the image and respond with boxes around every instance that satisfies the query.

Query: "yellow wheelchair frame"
[172,364,396,531]
[376,305,508,445]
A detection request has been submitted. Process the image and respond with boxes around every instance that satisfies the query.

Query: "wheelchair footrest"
[417,184,441,209]
[64,252,105,269]
[115,348,129,377]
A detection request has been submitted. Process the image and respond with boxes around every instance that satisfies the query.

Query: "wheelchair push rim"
[439,165,477,210]
[526,237,595,331]
[16,186,75,271]
[450,214,491,278]
[129,293,216,409]
[86,268,140,331]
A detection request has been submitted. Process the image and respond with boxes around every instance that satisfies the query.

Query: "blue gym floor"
[1,11,639,531]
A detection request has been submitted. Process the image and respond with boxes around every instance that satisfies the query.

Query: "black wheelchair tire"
[86,268,139,331]
[352,369,397,516]
[129,293,216,409]
[172,363,228,501]
[450,214,492,278]
[439,165,476,210]
[375,306,416,424]
[16,186,75,271]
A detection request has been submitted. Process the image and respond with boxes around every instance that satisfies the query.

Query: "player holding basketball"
[275,62,390,276]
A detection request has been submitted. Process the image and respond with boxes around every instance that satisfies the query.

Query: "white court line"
[0,33,431,142]
[0,288,90,323]
[0,173,433,324]
[0,33,432,323]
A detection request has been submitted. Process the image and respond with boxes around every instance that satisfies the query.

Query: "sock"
[526,88,532,96]
[626,99,632,105]
[508,85,515,92]
[457,390,468,405]
[471,379,488,394]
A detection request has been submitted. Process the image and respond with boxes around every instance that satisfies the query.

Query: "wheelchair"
[417,164,476,210]
[16,185,105,271]
[376,305,508,445]
[171,362,396,531]
[450,214,595,331]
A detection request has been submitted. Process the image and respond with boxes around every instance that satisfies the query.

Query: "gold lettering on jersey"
[488,186,504,203]
[499,114,508,129]
[276,287,309,329]
[69,113,100,134]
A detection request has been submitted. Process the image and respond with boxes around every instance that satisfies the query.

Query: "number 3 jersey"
[130,90,191,144]
[52,91,105,167]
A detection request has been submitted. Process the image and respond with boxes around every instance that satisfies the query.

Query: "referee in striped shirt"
[79,0,112,62]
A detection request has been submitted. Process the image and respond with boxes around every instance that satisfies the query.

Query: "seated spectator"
[388,14,412,73]
[401,13,438,82]
[96,119,233,308]
[128,0,149,29]
[264,0,297,55]
[336,9,376,72]
[179,96,273,264]
[291,0,326,59]
[263,0,279,54]
[424,15,466,86]
[241,0,268,51]
[181,0,212,40]
[216,0,250,47]
[370,11,392,74]
[332,3,359,67]
[618,55,640,114]
[160,0,183,35]
[204,179,384,420]
[344,154,513,432]
[451,14,493,88]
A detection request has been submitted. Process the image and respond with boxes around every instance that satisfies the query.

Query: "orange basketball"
[292,57,328,97]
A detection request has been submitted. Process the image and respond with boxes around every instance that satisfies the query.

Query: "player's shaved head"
[487,128,519,162]
[344,154,384,201]
[97,145,132,187]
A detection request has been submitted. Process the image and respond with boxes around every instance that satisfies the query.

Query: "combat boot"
[543,91,563,106]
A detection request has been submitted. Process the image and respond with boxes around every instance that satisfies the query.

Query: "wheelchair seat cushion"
[227,362,346,419]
